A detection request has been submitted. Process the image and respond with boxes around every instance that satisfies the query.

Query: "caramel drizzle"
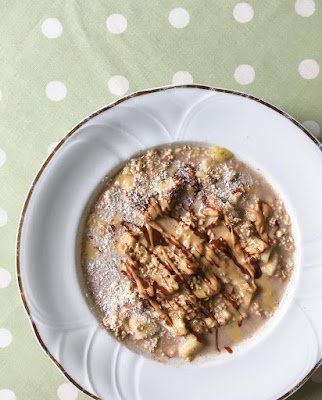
[150,216,257,304]
[223,212,254,278]
[161,213,255,282]
[245,199,271,243]
[119,221,221,326]
[118,213,258,332]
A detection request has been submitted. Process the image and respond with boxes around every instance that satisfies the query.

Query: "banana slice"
[129,317,159,340]
[179,334,203,361]
[261,250,278,276]
[213,146,233,162]
[170,313,188,336]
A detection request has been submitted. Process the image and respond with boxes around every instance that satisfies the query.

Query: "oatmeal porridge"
[80,145,294,361]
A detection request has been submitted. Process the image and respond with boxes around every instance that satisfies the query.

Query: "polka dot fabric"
[106,14,127,34]
[41,18,63,38]
[172,71,193,84]
[234,64,255,85]
[233,3,254,23]
[46,81,67,101]
[169,8,190,28]
[108,75,129,96]
[57,383,79,400]
[0,1,321,399]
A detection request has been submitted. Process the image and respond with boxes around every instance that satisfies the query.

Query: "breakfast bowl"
[17,85,322,400]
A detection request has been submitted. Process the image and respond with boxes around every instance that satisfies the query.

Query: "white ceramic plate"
[17,85,322,400]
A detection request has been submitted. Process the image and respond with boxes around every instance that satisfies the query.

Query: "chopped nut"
[244,236,269,255]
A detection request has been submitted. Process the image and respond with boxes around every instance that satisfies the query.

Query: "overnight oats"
[81,145,294,362]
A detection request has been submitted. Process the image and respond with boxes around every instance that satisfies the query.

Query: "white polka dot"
[0,268,11,289]
[172,71,193,85]
[169,8,190,29]
[106,14,127,34]
[0,328,12,348]
[108,75,129,96]
[299,59,319,79]
[295,0,315,17]
[46,81,67,101]
[234,64,255,85]
[0,148,6,167]
[0,389,16,400]
[57,383,78,400]
[233,3,254,23]
[41,18,63,38]
[311,365,322,383]
[48,142,58,155]
[0,208,8,227]
[303,120,320,137]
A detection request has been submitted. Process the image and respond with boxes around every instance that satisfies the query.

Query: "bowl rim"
[16,83,322,400]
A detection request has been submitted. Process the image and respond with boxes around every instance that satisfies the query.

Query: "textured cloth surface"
[0,1,321,399]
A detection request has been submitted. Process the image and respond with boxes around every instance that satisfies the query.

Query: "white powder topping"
[209,162,254,203]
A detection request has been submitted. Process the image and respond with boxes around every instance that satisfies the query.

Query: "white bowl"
[17,85,322,400]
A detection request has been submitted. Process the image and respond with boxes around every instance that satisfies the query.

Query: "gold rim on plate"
[16,84,322,400]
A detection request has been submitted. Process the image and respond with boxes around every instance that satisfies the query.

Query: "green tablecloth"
[0,1,321,399]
